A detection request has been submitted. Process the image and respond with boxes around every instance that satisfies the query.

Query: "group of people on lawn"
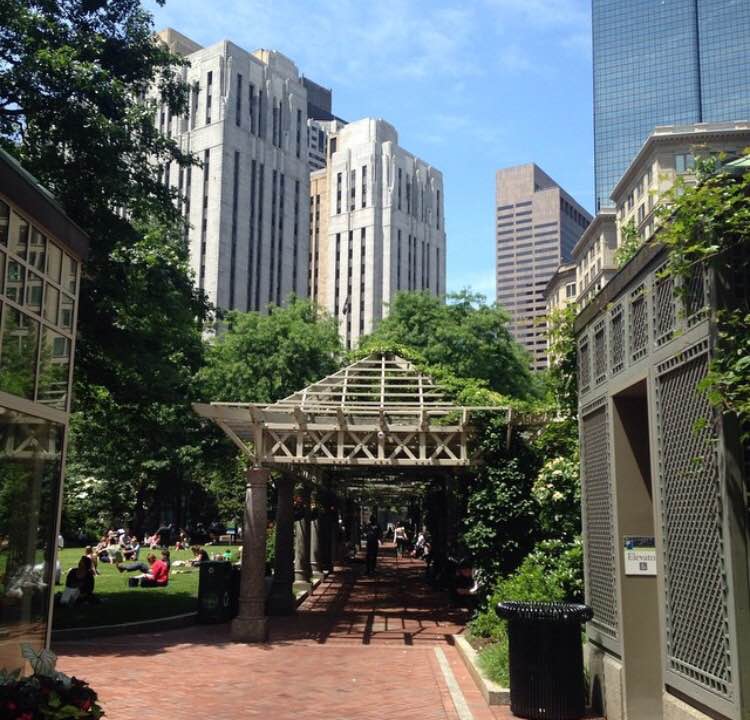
[61,526,212,606]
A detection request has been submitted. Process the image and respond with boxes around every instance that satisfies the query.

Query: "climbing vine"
[656,155,750,430]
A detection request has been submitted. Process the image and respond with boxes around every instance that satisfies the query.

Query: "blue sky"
[146,0,594,300]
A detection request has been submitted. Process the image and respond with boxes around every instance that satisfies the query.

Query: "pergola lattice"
[194,352,506,469]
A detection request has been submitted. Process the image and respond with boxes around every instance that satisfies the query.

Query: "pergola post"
[268,474,295,615]
[327,500,339,569]
[294,484,312,591]
[231,466,268,643]
[310,489,324,578]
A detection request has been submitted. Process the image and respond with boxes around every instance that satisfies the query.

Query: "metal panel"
[610,304,624,376]
[579,336,591,395]
[581,398,619,644]
[629,283,648,362]
[654,264,676,346]
[593,319,607,385]
[655,341,735,711]
[684,263,707,328]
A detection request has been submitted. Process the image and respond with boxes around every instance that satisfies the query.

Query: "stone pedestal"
[231,466,268,643]
[294,486,312,591]
[268,475,295,615]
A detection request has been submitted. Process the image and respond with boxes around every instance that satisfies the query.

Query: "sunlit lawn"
[52,545,238,630]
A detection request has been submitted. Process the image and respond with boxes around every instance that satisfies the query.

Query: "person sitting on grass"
[63,556,97,603]
[118,553,169,588]
[190,545,209,565]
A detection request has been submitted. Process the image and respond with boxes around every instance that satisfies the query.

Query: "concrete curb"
[453,634,510,706]
[52,611,197,642]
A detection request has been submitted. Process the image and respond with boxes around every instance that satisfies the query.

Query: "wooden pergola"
[194,353,505,469]
[193,352,508,643]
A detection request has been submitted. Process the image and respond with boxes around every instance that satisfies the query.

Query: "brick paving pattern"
[55,547,591,719]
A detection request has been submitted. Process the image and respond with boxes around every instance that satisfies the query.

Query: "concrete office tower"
[155,28,310,311]
[496,164,591,371]
[307,119,346,172]
[592,0,750,211]
[310,118,446,349]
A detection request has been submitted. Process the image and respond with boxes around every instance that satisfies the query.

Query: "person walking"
[364,515,382,576]
[393,521,408,559]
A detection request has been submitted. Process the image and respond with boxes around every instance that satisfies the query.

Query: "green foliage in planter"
[0,647,103,719]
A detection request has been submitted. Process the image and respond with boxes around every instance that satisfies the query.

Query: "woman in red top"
[139,553,169,587]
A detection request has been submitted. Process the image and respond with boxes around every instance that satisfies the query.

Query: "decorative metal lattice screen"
[581,403,618,641]
[654,267,676,346]
[656,346,732,700]
[593,321,606,385]
[610,306,624,375]
[684,263,707,327]
[629,285,648,362]
[579,339,591,394]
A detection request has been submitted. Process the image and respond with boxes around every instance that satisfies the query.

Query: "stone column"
[231,466,268,643]
[268,474,295,615]
[310,498,324,578]
[294,485,312,591]
[327,503,339,570]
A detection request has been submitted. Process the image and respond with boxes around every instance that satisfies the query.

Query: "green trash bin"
[198,561,239,623]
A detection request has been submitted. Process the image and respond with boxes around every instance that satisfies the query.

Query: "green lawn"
[52,545,239,630]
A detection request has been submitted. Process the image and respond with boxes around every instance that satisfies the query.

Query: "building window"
[566,282,576,298]
[436,189,441,229]
[269,169,277,304]
[258,90,264,138]
[350,169,356,211]
[254,163,264,310]
[229,150,240,308]
[190,81,199,130]
[336,172,342,214]
[296,108,302,159]
[637,204,645,223]
[199,148,210,288]
[247,158,257,311]
[235,74,242,127]
[205,71,213,125]
[249,83,256,134]
[398,168,402,210]
[406,175,411,214]
[361,165,367,208]
[334,233,341,317]
[675,153,695,174]
[293,179,300,291]
[397,229,402,291]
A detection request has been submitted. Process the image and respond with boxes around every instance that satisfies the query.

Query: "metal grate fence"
[581,402,618,641]
[629,285,648,361]
[655,344,732,701]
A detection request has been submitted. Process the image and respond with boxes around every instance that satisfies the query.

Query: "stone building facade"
[496,163,591,371]
[310,118,445,348]
[156,28,311,312]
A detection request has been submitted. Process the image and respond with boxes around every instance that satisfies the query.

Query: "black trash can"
[198,561,239,623]
[496,601,593,720]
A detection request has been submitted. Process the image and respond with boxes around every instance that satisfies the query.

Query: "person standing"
[364,515,382,576]
[393,521,408,559]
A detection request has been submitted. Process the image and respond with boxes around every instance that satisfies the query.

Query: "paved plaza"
[55,549,511,719]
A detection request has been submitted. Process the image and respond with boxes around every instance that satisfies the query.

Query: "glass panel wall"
[0,204,78,411]
[0,408,64,671]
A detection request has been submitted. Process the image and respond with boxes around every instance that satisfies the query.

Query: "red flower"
[80,699,92,711]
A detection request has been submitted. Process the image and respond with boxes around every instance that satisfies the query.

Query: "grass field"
[52,545,238,630]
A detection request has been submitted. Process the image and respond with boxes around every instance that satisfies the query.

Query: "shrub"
[469,538,583,642]
[532,457,581,543]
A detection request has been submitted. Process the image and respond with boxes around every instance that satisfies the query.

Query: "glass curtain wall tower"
[593,0,750,210]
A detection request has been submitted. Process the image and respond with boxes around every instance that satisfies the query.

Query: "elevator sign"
[624,536,657,576]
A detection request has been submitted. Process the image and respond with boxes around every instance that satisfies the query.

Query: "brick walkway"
[56,546,515,719]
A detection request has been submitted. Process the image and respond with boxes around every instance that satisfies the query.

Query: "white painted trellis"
[194,353,508,469]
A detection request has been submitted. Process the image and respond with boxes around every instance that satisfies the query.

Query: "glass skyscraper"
[593,0,750,210]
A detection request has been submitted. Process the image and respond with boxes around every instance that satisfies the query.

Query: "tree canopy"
[198,299,342,404]
[360,290,538,400]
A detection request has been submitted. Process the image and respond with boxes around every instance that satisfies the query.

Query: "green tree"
[1,2,213,532]
[360,291,538,399]
[198,299,342,403]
